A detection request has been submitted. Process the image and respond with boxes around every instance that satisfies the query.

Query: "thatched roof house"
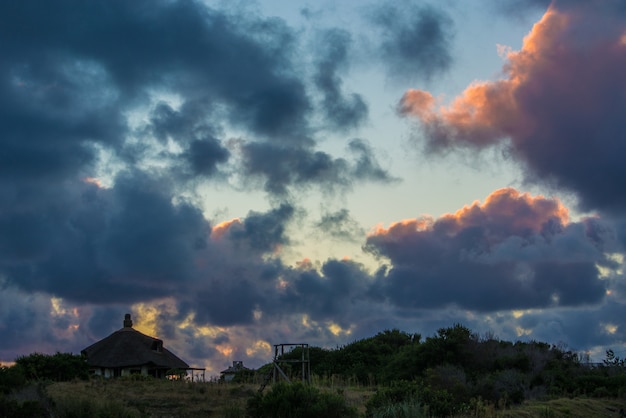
[81,314,189,378]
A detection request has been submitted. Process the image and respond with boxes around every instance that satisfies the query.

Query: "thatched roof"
[81,314,189,370]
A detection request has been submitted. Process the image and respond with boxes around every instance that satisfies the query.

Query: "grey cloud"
[313,29,368,131]
[0,0,313,189]
[241,140,396,196]
[0,171,212,303]
[145,101,230,177]
[369,2,454,82]
[0,0,400,313]
[315,209,365,241]
[278,259,371,325]
[348,139,397,183]
[183,138,230,177]
[228,204,295,253]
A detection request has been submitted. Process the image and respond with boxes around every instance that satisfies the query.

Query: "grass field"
[45,379,626,417]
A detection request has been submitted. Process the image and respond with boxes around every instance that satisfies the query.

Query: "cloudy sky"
[2,0,626,375]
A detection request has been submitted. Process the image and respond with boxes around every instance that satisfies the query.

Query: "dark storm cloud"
[0,169,299,329]
[365,189,610,311]
[228,204,295,253]
[400,0,626,214]
[313,29,368,131]
[0,172,211,303]
[279,259,372,324]
[0,58,123,181]
[0,0,400,324]
[144,101,230,177]
[166,205,296,327]
[183,138,230,177]
[0,0,311,141]
[0,0,325,203]
[241,140,395,196]
[85,306,129,337]
[0,286,91,360]
[0,0,398,247]
[368,2,454,82]
[100,172,211,285]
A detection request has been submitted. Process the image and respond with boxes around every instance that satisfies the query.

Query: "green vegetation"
[1,325,626,416]
[275,324,626,414]
[247,382,358,417]
[15,352,89,382]
[1,353,88,416]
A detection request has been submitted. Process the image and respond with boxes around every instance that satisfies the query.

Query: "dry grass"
[507,397,626,418]
[460,397,626,418]
[47,378,255,417]
[46,379,626,418]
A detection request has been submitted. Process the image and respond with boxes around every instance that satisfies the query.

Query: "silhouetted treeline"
[1,352,88,416]
[273,324,626,415]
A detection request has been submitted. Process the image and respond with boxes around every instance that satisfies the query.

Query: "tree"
[14,352,89,381]
[603,349,625,367]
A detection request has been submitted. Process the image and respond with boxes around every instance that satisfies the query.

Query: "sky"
[1,0,626,376]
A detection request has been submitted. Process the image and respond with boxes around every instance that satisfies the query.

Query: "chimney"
[123,313,133,328]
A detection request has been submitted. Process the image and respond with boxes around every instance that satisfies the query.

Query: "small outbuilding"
[220,361,251,382]
[81,314,189,378]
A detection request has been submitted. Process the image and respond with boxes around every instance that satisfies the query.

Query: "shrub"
[53,395,141,418]
[371,400,427,418]
[0,396,49,418]
[365,381,419,417]
[417,385,457,417]
[0,364,27,394]
[247,382,358,418]
[15,352,89,382]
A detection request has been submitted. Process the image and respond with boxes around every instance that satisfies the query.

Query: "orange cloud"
[398,1,626,213]
[83,177,105,188]
[370,218,433,238]
[211,218,241,240]
[445,188,568,238]
[371,188,568,242]
[399,3,625,150]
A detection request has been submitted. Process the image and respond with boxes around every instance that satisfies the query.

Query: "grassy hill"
[2,324,626,416]
[43,379,626,417]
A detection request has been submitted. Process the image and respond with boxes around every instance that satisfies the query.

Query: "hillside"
[2,324,626,417]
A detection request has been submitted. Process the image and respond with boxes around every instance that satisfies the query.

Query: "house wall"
[91,368,115,378]
[91,366,155,378]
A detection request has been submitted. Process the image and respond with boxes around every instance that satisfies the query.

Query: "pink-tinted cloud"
[400,0,626,213]
[366,188,608,311]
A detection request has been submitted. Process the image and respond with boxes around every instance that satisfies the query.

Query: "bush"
[417,385,457,417]
[0,396,49,418]
[53,395,141,418]
[365,381,421,417]
[0,364,27,394]
[371,400,427,418]
[247,382,357,418]
[15,352,89,382]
